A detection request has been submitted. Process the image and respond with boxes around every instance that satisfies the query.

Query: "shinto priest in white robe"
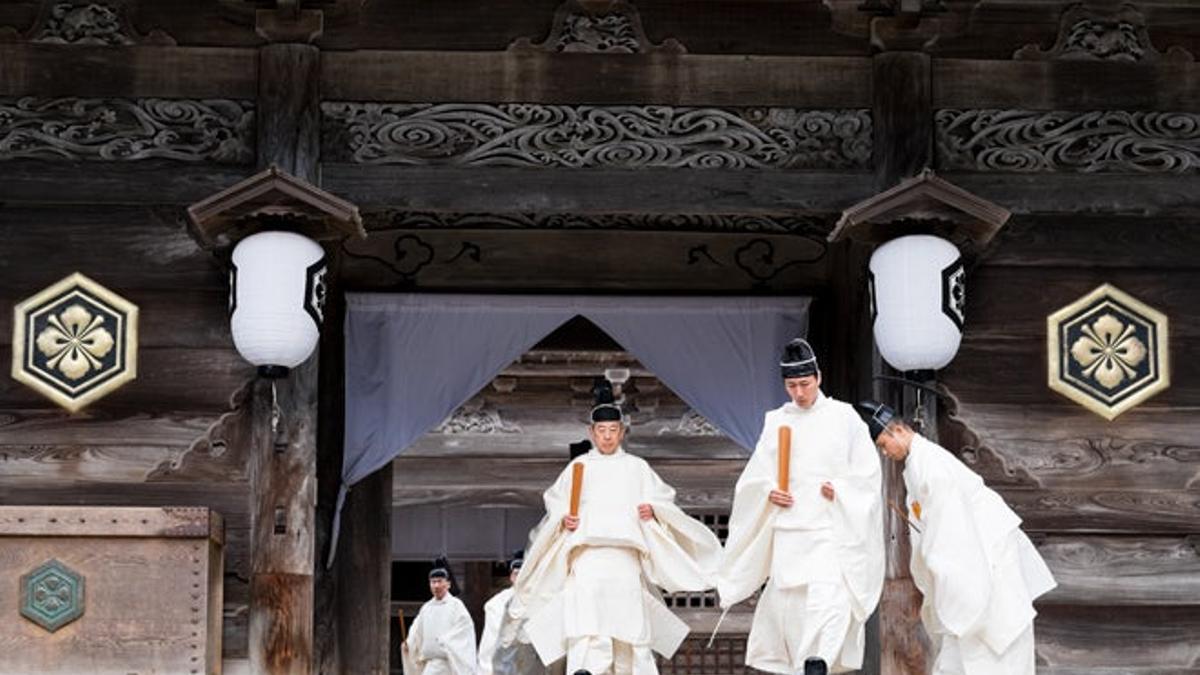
[717,393,884,673]
[481,572,557,675]
[479,585,515,675]
[902,433,1056,675]
[403,592,477,675]
[509,447,723,675]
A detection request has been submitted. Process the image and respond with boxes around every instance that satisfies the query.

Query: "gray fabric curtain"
[330,293,809,565]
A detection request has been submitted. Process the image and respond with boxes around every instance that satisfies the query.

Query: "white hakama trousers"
[568,637,657,675]
[932,625,1036,675]
[747,579,854,674]
[564,545,657,675]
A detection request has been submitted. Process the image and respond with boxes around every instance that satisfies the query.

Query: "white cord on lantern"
[271,381,280,438]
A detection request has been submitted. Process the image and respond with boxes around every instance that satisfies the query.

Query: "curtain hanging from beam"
[329,293,810,566]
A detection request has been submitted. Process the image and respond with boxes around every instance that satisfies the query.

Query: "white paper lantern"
[229,231,327,377]
[868,234,965,375]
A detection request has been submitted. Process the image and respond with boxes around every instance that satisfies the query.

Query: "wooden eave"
[829,169,1011,249]
[186,165,365,249]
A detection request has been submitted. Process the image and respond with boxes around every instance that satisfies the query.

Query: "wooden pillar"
[334,463,393,675]
[249,42,322,675]
[314,259,345,675]
[257,43,321,182]
[462,562,494,642]
[872,51,932,191]
[872,50,934,675]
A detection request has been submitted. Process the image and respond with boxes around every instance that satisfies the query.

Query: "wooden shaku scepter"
[778,425,792,493]
[569,463,585,517]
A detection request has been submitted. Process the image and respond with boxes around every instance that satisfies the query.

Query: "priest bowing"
[403,560,477,675]
[509,380,723,675]
[716,339,884,675]
[858,400,1056,675]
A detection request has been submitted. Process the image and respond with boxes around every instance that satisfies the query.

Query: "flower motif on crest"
[1048,284,1168,420]
[1069,313,1147,389]
[34,304,115,380]
[12,272,138,413]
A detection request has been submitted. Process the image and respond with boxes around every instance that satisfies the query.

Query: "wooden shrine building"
[0,0,1198,673]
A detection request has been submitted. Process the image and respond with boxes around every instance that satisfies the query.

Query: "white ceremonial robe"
[903,435,1057,675]
[480,587,515,675]
[510,448,723,675]
[717,393,884,674]
[403,594,478,675]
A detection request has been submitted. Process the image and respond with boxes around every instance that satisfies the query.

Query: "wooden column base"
[251,572,315,675]
[879,578,931,674]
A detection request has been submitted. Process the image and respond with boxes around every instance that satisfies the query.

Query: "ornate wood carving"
[0,1,176,46]
[321,103,872,171]
[658,409,722,437]
[0,97,253,163]
[1014,2,1194,63]
[434,403,522,435]
[509,0,685,54]
[938,389,1041,489]
[936,109,1200,174]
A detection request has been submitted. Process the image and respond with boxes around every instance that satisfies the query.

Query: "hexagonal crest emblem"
[1047,283,1169,420]
[11,273,139,413]
[20,559,85,632]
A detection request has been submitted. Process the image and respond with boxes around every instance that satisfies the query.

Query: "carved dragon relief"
[1015,2,1193,63]
[509,0,685,54]
[0,1,175,45]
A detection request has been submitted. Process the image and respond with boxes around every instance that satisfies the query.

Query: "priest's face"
[429,576,450,600]
[590,421,625,455]
[784,373,822,409]
[876,422,913,461]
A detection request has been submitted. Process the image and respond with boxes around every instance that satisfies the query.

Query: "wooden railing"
[658,635,752,675]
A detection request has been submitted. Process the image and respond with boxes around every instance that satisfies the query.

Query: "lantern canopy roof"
[186,165,365,250]
[828,169,1011,252]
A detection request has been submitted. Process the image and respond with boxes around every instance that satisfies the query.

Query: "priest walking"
[857,400,1056,675]
[479,553,523,675]
[402,561,478,675]
[509,381,723,675]
[716,339,884,675]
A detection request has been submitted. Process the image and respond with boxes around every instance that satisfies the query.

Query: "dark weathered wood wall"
[1,1,1198,673]
[940,218,1200,674]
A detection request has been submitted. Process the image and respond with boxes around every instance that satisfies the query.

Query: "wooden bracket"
[186,165,364,251]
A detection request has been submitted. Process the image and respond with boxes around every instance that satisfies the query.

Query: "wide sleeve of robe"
[638,458,723,593]
[827,406,885,622]
[506,462,576,632]
[715,411,779,609]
